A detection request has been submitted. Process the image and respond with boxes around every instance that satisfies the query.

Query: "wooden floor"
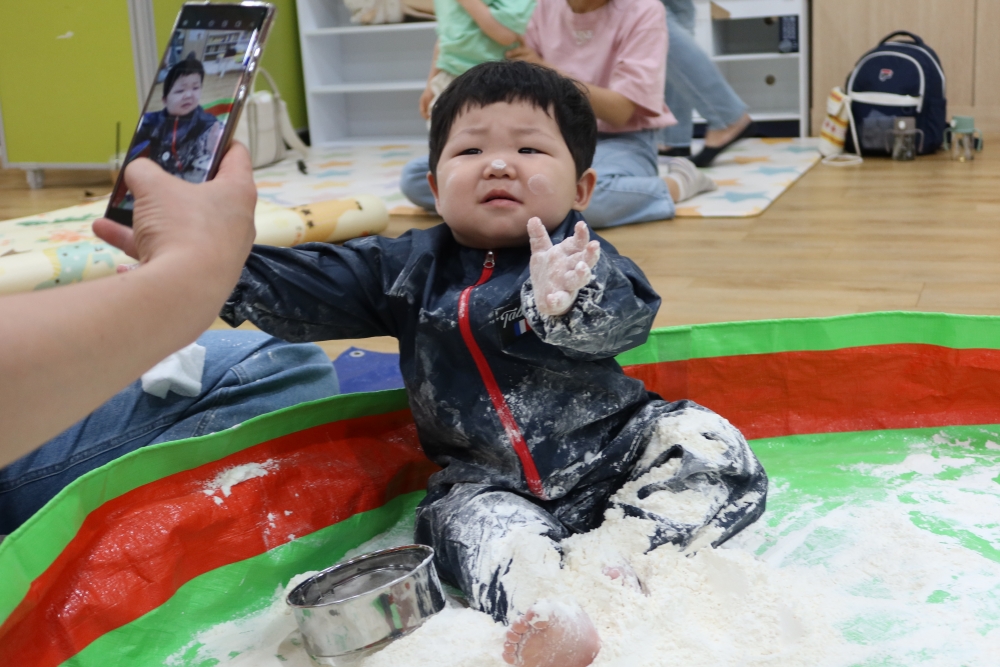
[4,142,998,360]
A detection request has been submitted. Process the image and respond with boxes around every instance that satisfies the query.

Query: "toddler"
[222,61,766,667]
[420,0,535,120]
[406,0,717,230]
[130,54,223,183]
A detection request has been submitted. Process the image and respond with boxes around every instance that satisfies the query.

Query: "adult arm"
[504,45,637,128]
[0,145,257,466]
[576,83,637,129]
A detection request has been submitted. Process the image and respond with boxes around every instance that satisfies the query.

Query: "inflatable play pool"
[2,312,998,665]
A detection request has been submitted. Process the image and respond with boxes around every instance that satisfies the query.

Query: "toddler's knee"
[638,402,754,477]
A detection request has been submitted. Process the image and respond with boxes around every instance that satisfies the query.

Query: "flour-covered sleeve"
[520,240,660,359]
[220,236,406,343]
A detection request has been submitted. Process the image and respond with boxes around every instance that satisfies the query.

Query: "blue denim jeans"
[659,0,748,148]
[0,331,339,534]
[399,130,674,229]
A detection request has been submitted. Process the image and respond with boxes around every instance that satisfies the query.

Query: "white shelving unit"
[691,0,810,136]
[296,0,436,145]
[296,0,809,145]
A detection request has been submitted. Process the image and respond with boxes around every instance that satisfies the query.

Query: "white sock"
[663,157,717,202]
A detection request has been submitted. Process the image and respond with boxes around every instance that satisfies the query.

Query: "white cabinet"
[692,0,810,135]
[295,0,810,145]
[296,0,436,145]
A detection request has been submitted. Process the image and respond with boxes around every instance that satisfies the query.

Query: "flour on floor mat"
[167,430,1000,667]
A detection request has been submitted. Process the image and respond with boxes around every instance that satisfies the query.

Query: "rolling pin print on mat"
[0,197,390,294]
[254,196,389,246]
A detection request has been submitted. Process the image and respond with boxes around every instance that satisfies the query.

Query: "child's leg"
[659,9,695,151]
[610,400,767,551]
[662,7,748,142]
[416,483,569,623]
[416,483,601,667]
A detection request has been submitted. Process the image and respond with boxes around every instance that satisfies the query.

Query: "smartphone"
[105,2,275,226]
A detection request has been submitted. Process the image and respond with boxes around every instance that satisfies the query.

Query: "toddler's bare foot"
[502,602,600,667]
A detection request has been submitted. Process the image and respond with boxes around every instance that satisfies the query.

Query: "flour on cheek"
[527,174,556,196]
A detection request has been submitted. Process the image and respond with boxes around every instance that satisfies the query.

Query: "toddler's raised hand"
[528,217,601,317]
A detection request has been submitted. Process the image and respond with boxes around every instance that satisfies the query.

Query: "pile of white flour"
[169,433,1000,667]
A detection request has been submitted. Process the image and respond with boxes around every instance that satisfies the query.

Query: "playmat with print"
[0,138,818,293]
[253,138,821,219]
[0,145,422,295]
[664,137,822,217]
[0,193,389,294]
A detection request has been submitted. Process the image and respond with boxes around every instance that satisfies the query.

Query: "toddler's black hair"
[428,60,597,179]
[163,53,205,98]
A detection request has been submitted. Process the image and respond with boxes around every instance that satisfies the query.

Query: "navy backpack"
[845,31,947,155]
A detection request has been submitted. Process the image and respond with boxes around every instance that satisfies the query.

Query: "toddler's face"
[429,101,595,249]
[164,73,203,117]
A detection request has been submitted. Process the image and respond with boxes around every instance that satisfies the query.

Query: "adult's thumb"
[122,157,167,199]
[214,141,253,184]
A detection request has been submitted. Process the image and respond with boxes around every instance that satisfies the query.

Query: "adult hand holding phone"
[0,143,257,463]
[94,141,257,298]
[105,2,273,225]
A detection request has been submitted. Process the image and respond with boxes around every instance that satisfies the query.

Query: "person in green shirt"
[419,0,536,120]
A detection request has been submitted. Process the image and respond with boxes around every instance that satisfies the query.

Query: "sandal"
[690,121,757,167]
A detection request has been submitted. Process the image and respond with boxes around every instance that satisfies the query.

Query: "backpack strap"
[880,31,924,46]
[278,104,311,158]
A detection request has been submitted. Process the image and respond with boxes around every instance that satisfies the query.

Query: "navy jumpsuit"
[221,210,767,623]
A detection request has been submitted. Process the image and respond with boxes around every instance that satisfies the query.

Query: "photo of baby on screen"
[110,24,255,210]
[133,54,223,183]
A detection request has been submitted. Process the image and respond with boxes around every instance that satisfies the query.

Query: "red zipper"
[171,117,183,172]
[458,251,546,499]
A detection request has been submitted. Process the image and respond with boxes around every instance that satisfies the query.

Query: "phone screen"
[105,3,273,226]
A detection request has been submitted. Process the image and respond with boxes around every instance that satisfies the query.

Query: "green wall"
[0,1,307,166]
[0,1,139,164]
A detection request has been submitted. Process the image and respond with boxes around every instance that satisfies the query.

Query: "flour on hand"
[526,217,600,318]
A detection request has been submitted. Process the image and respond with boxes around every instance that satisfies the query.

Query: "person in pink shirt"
[398,0,717,227]
[504,0,717,227]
